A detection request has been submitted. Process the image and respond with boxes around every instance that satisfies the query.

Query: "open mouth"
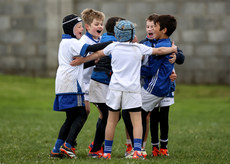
[148,33,153,37]
[97,30,102,34]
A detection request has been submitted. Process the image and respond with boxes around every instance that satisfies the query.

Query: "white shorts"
[83,82,90,101]
[89,79,108,103]
[141,87,164,112]
[106,89,142,110]
[155,97,174,107]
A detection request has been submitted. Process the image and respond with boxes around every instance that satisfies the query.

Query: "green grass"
[0,75,230,164]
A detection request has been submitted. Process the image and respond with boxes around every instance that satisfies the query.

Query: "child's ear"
[162,27,167,34]
[85,24,90,31]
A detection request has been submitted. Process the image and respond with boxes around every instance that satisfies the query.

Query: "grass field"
[0,75,230,164]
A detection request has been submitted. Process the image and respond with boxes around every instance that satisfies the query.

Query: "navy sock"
[133,138,142,151]
[104,140,113,154]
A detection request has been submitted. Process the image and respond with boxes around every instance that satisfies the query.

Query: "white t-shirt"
[55,38,85,94]
[80,34,100,84]
[103,42,153,93]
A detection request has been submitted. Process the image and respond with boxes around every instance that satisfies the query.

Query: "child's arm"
[152,41,177,55]
[85,41,112,53]
[175,48,185,65]
[70,50,105,66]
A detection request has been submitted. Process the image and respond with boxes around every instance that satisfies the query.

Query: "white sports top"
[103,42,153,93]
[55,38,85,94]
[80,34,100,84]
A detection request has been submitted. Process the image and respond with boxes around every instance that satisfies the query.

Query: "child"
[70,20,178,159]
[148,15,184,157]
[121,14,177,159]
[49,14,111,159]
[80,8,105,115]
[140,14,182,157]
[87,16,125,158]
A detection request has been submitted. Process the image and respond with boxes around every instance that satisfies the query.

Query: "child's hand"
[94,58,100,64]
[169,71,177,82]
[169,53,176,64]
[70,56,84,66]
[171,41,178,53]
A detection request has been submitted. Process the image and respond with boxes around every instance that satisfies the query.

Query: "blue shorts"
[53,93,85,111]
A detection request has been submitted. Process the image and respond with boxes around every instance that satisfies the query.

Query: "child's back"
[104,42,152,93]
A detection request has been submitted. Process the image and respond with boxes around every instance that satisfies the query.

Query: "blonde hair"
[81,8,105,25]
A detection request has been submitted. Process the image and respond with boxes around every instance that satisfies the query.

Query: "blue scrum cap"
[114,20,135,42]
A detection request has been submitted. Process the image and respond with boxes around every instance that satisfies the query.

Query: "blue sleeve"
[175,47,185,65]
[79,44,89,57]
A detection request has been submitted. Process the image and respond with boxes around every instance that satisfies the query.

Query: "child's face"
[153,22,164,40]
[73,22,84,39]
[86,19,104,40]
[146,20,155,40]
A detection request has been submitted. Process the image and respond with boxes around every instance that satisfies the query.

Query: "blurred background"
[0,0,229,84]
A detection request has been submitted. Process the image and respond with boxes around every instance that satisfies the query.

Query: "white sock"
[126,139,132,146]
[142,141,147,149]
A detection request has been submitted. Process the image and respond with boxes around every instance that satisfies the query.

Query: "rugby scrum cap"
[114,20,135,42]
[62,14,82,38]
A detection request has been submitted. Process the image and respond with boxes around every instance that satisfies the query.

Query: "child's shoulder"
[155,38,171,47]
[101,33,116,42]
[80,34,88,42]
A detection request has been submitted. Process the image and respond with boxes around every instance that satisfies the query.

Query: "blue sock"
[133,138,142,151]
[65,142,72,148]
[104,140,113,154]
[53,139,64,153]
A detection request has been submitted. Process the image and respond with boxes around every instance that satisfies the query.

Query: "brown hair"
[105,17,125,34]
[81,8,105,25]
[146,13,159,22]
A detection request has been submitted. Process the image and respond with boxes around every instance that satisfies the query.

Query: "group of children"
[49,8,184,160]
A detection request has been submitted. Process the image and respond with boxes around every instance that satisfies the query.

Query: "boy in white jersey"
[70,20,177,159]
[50,14,111,159]
[80,8,105,115]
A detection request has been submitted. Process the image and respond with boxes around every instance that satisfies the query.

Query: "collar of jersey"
[85,31,100,43]
[146,36,157,42]
[62,34,73,39]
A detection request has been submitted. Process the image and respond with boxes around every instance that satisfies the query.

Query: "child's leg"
[159,106,170,148]
[65,106,88,147]
[141,110,149,144]
[93,103,102,129]
[52,109,78,153]
[125,128,132,145]
[150,107,160,148]
[84,100,91,115]
[142,112,150,149]
[105,110,120,140]
[122,110,134,145]
[104,109,120,154]
[91,103,108,152]
[129,108,142,151]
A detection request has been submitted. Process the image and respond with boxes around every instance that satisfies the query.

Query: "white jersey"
[55,38,86,94]
[80,34,100,84]
[103,42,153,93]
